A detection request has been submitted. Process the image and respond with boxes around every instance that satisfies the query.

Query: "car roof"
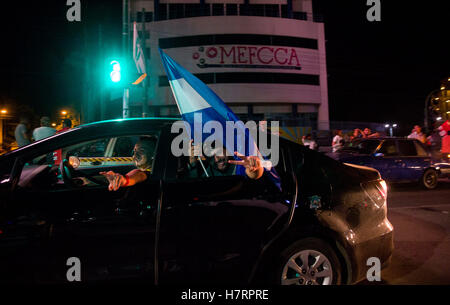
[1,117,180,159]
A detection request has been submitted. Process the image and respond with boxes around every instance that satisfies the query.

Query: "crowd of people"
[330,128,380,152]
[297,121,448,161]
[325,122,449,161]
[14,116,72,148]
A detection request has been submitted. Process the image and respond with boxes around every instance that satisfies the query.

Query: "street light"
[61,110,67,116]
[385,123,398,137]
[0,109,7,114]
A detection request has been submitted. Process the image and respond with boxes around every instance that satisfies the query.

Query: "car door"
[157,139,294,284]
[0,133,162,283]
[396,140,430,181]
[372,139,401,181]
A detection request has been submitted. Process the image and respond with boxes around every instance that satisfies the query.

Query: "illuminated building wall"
[130,0,329,130]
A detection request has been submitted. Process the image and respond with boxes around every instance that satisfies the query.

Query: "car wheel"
[276,238,342,285]
[422,169,438,190]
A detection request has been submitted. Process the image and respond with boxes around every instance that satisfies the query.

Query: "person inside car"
[186,140,264,180]
[362,127,380,138]
[100,136,156,191]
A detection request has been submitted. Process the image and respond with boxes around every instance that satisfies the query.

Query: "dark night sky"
[0,0,448,133]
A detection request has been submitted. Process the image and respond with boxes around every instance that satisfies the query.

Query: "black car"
[0,118,393,285]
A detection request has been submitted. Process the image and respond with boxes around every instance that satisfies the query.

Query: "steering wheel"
[59,158,77,187]
[59,157,110,187]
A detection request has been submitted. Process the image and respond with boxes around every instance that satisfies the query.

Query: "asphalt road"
[360,179,450,285]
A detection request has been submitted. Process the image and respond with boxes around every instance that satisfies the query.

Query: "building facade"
[129,0,329,130]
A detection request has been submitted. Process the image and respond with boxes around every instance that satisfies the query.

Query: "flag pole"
[197,157,209,177]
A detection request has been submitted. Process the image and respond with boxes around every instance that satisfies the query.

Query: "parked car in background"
[327,137,450,189]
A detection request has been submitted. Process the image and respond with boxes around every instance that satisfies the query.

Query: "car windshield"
[340,139,381,154]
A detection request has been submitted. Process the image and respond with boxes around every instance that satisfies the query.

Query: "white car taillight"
[361,180,387,208]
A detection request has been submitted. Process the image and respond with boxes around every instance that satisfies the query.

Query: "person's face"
[414,125,421,133]
[364,128,371,135]
[214,154,229,171]
[133,143,151,170]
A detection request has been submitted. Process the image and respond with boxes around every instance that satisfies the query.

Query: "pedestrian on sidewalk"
[32,116,56,141]
[332,130,344,152]
[14,117,31,147]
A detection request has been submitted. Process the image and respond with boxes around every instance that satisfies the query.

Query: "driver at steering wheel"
[100,136,156,191]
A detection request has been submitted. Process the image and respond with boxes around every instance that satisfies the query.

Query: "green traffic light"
[109,60,121,83]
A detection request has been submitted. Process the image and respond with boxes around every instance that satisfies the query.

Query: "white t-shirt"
[15,123,30,147]
[303,139,317,150]
[332,135,343,152]
[33,126,56,141]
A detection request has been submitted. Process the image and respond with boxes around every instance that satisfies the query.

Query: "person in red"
[438,119,450,161]
[54,119,72,166]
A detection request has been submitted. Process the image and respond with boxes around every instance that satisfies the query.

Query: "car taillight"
[360,180,387,208]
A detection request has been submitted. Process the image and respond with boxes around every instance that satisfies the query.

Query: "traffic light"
[106,57,147,87]
[109,60,122,83]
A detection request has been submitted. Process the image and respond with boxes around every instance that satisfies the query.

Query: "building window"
[136,12,142,22]
[248,4,265,17]
[185,4,210,17]
[137,12,153,22]
[265,4,280,17]
[281,5,288,18]
[293,11,307,20]
[169,4,184,20]
[157,4,167,21]
[212,4,224,16]
[226,4,238,16]
[159,72,320,87]
[159,34,317,50]
[145,12,153,22]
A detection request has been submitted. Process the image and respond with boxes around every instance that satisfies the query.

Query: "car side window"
[398,140,417,156]
[378,140,398,156]
[66,138,110,158]
[176,145,241,180]
[414,141,428,157]
[20,134,158,190]
[112,136,138,157]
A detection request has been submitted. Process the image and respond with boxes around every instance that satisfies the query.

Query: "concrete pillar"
[317,23,329,131]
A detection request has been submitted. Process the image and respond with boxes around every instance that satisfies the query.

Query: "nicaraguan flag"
[159,49,281,190]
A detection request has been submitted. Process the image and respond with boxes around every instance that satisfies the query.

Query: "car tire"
[275,238,342,285]
[421,169,438,190]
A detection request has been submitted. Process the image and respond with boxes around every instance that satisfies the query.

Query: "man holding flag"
[159,48,281,189]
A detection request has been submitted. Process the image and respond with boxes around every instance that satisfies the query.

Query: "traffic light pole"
[122,0,130,119]
[123,88,130,118]
[141,8,149,118]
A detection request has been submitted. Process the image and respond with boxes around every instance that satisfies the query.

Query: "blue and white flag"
[159,49,281,189]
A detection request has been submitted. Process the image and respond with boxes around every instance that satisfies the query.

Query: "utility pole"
[98,24,107,121]
[122,0,130,118]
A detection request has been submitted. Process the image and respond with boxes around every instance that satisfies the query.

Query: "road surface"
[360,179,450,284]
